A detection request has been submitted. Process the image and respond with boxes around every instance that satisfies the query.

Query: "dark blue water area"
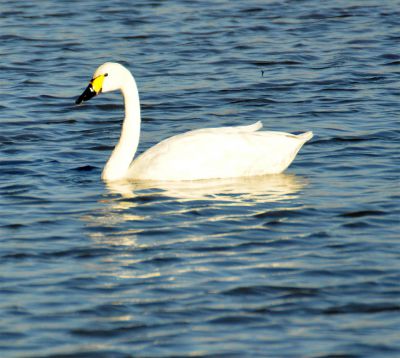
[1,0,400,357]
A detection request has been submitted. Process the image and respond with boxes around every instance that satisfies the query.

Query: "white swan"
[76,62,313,182]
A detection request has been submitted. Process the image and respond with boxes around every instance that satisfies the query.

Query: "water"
[1,0,399,356]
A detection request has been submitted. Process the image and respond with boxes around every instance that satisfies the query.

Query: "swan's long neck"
[101,74,141,181]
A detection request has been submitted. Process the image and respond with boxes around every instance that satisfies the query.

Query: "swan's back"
[128,121,312,181]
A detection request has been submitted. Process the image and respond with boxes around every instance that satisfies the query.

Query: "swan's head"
[75,62,130,104]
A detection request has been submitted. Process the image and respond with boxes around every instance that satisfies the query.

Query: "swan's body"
[129,123,312,181]
[76,62,313,182]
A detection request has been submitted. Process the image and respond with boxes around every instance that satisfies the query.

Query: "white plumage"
[76,62,313,182]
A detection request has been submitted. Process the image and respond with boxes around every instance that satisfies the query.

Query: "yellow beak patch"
[91,74,106,94]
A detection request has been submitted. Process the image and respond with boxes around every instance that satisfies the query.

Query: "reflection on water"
[106,173,306,202]
[82,174,307,246]
[82,174,308,288]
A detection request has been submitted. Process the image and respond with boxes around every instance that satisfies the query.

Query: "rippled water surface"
[1,1,400,357]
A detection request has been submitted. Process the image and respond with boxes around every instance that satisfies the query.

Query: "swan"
[75,62,313,182]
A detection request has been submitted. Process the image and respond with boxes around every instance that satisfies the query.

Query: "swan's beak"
[75,83,96,104]
[75,74,106,105]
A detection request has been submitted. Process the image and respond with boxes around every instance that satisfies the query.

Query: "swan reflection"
[84,174,307,248]
[105,173,306,203]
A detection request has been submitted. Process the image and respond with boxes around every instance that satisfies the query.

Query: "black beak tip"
[75,85,96,105]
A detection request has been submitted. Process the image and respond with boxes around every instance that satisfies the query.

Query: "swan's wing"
[131,121,265,171]
[130,126,311,181]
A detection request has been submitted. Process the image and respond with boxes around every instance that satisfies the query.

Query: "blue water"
[1,0,400,357]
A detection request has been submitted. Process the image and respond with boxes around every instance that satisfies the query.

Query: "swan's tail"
[297,131,313,142]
